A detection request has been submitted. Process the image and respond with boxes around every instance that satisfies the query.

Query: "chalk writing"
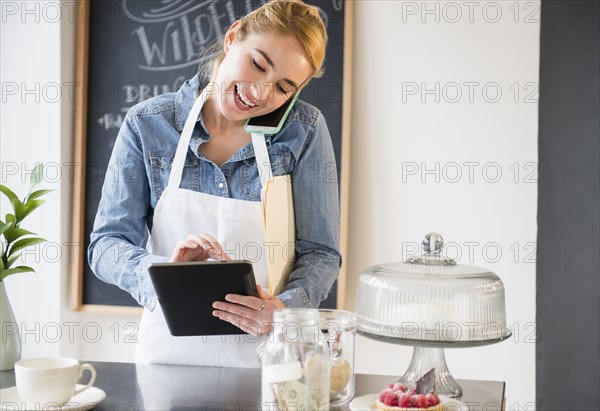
[97,76,188,130]
[125,0,268,71]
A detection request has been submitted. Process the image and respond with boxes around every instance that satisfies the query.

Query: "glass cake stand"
[358,330,512,397]
[355,233,513,398]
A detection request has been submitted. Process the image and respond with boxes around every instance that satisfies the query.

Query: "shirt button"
[218,183,224,188]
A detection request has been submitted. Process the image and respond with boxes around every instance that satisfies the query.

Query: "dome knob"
[423,232,444,255]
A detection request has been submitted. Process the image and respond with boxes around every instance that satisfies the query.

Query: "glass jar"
[261,309,330,411]
[318,309,356,407]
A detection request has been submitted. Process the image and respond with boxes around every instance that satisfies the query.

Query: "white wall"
[347,1,539,408]
[1,0,63,359]
[1,0,139,362]
[1,0,538,407]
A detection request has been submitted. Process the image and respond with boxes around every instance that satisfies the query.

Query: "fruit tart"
[375,369,443,411]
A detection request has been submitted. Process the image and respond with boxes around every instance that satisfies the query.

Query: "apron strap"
[251,132,273,190]
[168,87,273,190]
[168,88,210,189]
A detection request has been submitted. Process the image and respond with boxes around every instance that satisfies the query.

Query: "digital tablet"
[148,261,259,336]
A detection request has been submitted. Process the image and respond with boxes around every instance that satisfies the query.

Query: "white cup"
[15,358,96,406]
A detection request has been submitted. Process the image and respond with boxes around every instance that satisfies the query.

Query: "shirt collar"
[174,74,274,156]
[175,73,209,134]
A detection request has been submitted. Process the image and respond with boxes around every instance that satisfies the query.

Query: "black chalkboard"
[76,0,349,309]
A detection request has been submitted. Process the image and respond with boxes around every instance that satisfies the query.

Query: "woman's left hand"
[212,284,285,336]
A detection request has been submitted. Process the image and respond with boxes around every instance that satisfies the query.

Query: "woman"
[89,0,341,367]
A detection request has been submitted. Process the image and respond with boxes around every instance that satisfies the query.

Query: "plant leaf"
[0,266,35,281]
[6,252,21,269]
[4,227,35,243]
[0,185,24,215]
[8,237,46,256]
[0,220,12,237]
[26,189,54,202]
[30,163,44,186]
[16,199,45,221]
[4,214,17,229]
[0,258,4,272]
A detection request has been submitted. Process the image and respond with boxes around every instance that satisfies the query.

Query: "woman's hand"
[212,284,285,336]
[170,233,232,262]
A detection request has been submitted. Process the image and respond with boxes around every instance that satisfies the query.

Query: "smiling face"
[206,23,314,126]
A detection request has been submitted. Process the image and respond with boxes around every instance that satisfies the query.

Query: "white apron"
[135,88,290,368]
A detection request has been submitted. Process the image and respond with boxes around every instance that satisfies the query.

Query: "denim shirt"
[88,74,341,311]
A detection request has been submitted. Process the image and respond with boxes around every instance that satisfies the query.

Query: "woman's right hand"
[170,234,232,262]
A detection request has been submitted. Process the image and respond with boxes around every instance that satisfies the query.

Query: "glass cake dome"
[355,233,511,396]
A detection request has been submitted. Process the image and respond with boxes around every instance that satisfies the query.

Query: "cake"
[375,370,443,411]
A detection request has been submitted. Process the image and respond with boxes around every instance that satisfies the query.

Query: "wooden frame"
[70,0,144,315]
[71,0,353,313]
[71,0,90,312]
[337,1,353,309]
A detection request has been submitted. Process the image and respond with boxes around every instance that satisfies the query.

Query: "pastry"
[375,369,442,411]
[375,390,443,411]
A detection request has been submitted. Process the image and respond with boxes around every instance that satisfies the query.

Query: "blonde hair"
[200,0,327,84]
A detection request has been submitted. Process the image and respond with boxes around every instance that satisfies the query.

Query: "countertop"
[0,361,505,410]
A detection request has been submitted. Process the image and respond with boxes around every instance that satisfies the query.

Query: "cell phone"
[244,90,300,134]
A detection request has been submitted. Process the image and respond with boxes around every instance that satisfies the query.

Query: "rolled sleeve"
[88,112,162,310]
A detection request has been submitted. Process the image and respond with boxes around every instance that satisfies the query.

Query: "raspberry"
[386,392,399,407]
[409,387,417,395]
[380,388,398,406]
[387,383,394,389]
[393,383,407,392]
[426,394,440,407]
[379,388,393,403]
[397,394,412,408]
[415,394,428,408]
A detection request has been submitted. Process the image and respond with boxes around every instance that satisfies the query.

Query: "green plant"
[0,164,53,281]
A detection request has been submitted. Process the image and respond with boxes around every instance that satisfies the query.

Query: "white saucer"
[0,384,106,411]
[349,393,468,411]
